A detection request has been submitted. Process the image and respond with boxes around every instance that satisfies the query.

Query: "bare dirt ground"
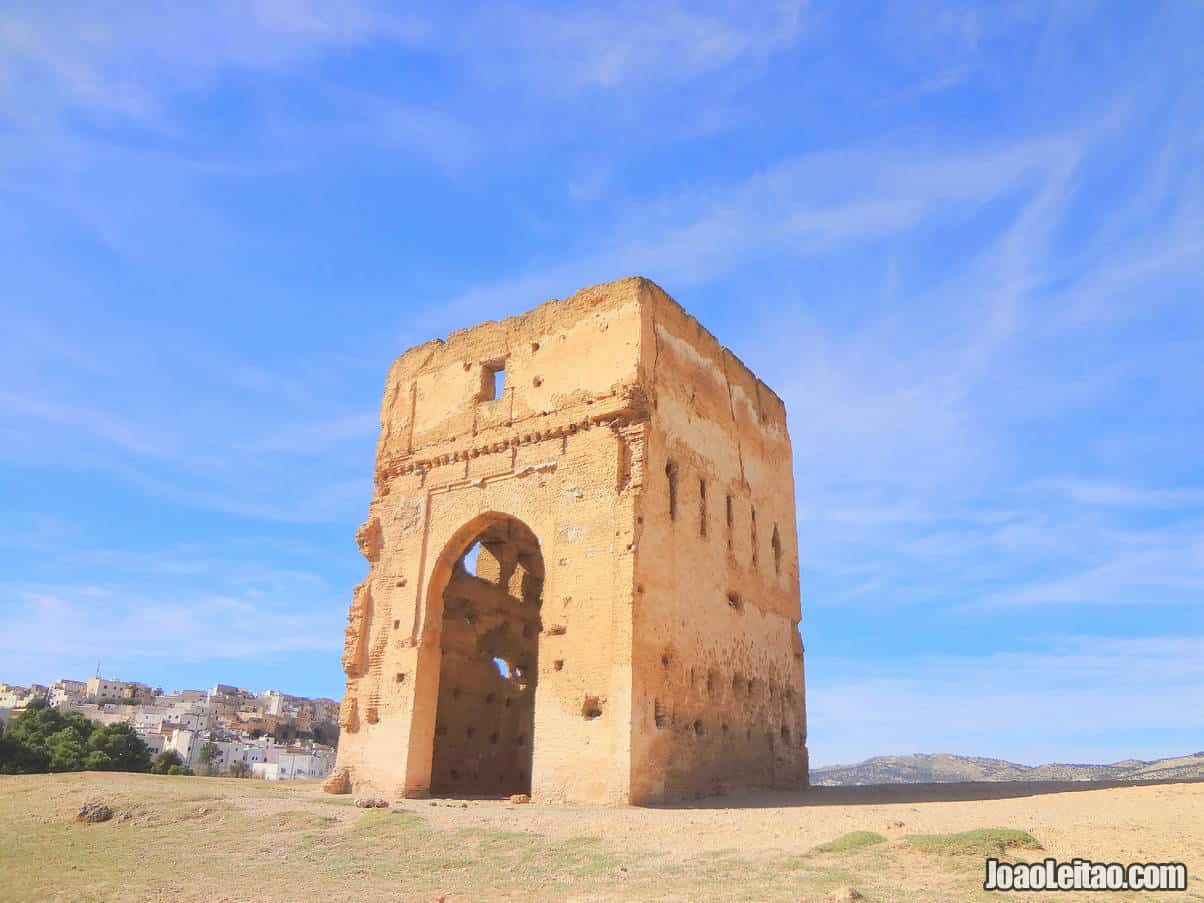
[1,772,1201,902]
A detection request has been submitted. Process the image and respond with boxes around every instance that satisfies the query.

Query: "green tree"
[0,703,151,775]
[83,749,113,770]
[167,764,194,776]
[87,723,152,772]
[151,749,184,774]
[228,760,252,778]
[46,726,88,772]
[0,732,49,774]
[2,702,94,774]
[196,741,220,776]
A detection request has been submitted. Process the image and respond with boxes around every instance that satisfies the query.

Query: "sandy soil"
[412,779,1204,858]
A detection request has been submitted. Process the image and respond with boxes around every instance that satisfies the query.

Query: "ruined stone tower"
[326,277,808,804]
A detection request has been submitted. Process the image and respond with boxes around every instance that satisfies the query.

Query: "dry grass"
[1,772,1201,902]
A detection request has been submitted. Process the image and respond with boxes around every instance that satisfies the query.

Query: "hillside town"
[0,677,338,781]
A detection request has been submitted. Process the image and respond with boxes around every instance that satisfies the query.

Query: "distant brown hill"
[812,751,1204,785]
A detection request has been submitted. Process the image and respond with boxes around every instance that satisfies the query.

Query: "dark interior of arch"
[430,517,544,797]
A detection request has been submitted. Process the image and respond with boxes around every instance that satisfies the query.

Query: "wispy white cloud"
[975,533,1204,608]
[235,412,379,455]
[0,390,164,457]
[428,134,1077,332]
[108,465,371,525]
[1035,479,1204,509]
[874,64,975,107]
[0,379,375,523]
[0,0,810,173]
[465,1,806,93]
[0,1,426,125]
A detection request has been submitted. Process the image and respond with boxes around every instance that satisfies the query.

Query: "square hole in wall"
[480,360,507,401]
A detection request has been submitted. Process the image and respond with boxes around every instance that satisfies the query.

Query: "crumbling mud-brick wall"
[325,277,807,805]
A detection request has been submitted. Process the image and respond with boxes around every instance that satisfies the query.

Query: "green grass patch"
[904,828,1042,856]
[813,831,887,853]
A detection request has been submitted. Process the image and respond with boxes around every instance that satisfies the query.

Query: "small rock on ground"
[76,801,113,823]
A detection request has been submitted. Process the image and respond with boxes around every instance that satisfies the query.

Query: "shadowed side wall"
[628,282,808,803]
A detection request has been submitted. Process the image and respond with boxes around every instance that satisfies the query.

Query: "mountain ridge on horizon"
[811,751,1204,785]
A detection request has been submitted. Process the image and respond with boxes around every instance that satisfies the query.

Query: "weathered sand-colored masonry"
[325,277,808,804]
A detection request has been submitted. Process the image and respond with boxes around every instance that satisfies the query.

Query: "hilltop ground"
[1,773,1201,902]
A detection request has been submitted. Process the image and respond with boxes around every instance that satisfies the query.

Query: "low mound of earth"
[812,751,1204,786]
[1,772,1201,901]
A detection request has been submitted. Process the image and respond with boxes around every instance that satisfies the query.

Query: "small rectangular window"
[480,361,506,401]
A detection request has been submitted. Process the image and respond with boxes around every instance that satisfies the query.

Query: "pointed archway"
[428,515,543,796]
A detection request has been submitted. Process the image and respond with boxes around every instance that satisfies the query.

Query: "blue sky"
[1,2,1201,767]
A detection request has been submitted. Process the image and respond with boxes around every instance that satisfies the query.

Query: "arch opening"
[430,515,543,797]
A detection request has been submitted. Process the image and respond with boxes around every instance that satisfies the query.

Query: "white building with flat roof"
[253,747,336,781]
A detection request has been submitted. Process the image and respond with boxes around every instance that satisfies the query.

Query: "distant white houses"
[49,679,87,708]
[5,673,338,781]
